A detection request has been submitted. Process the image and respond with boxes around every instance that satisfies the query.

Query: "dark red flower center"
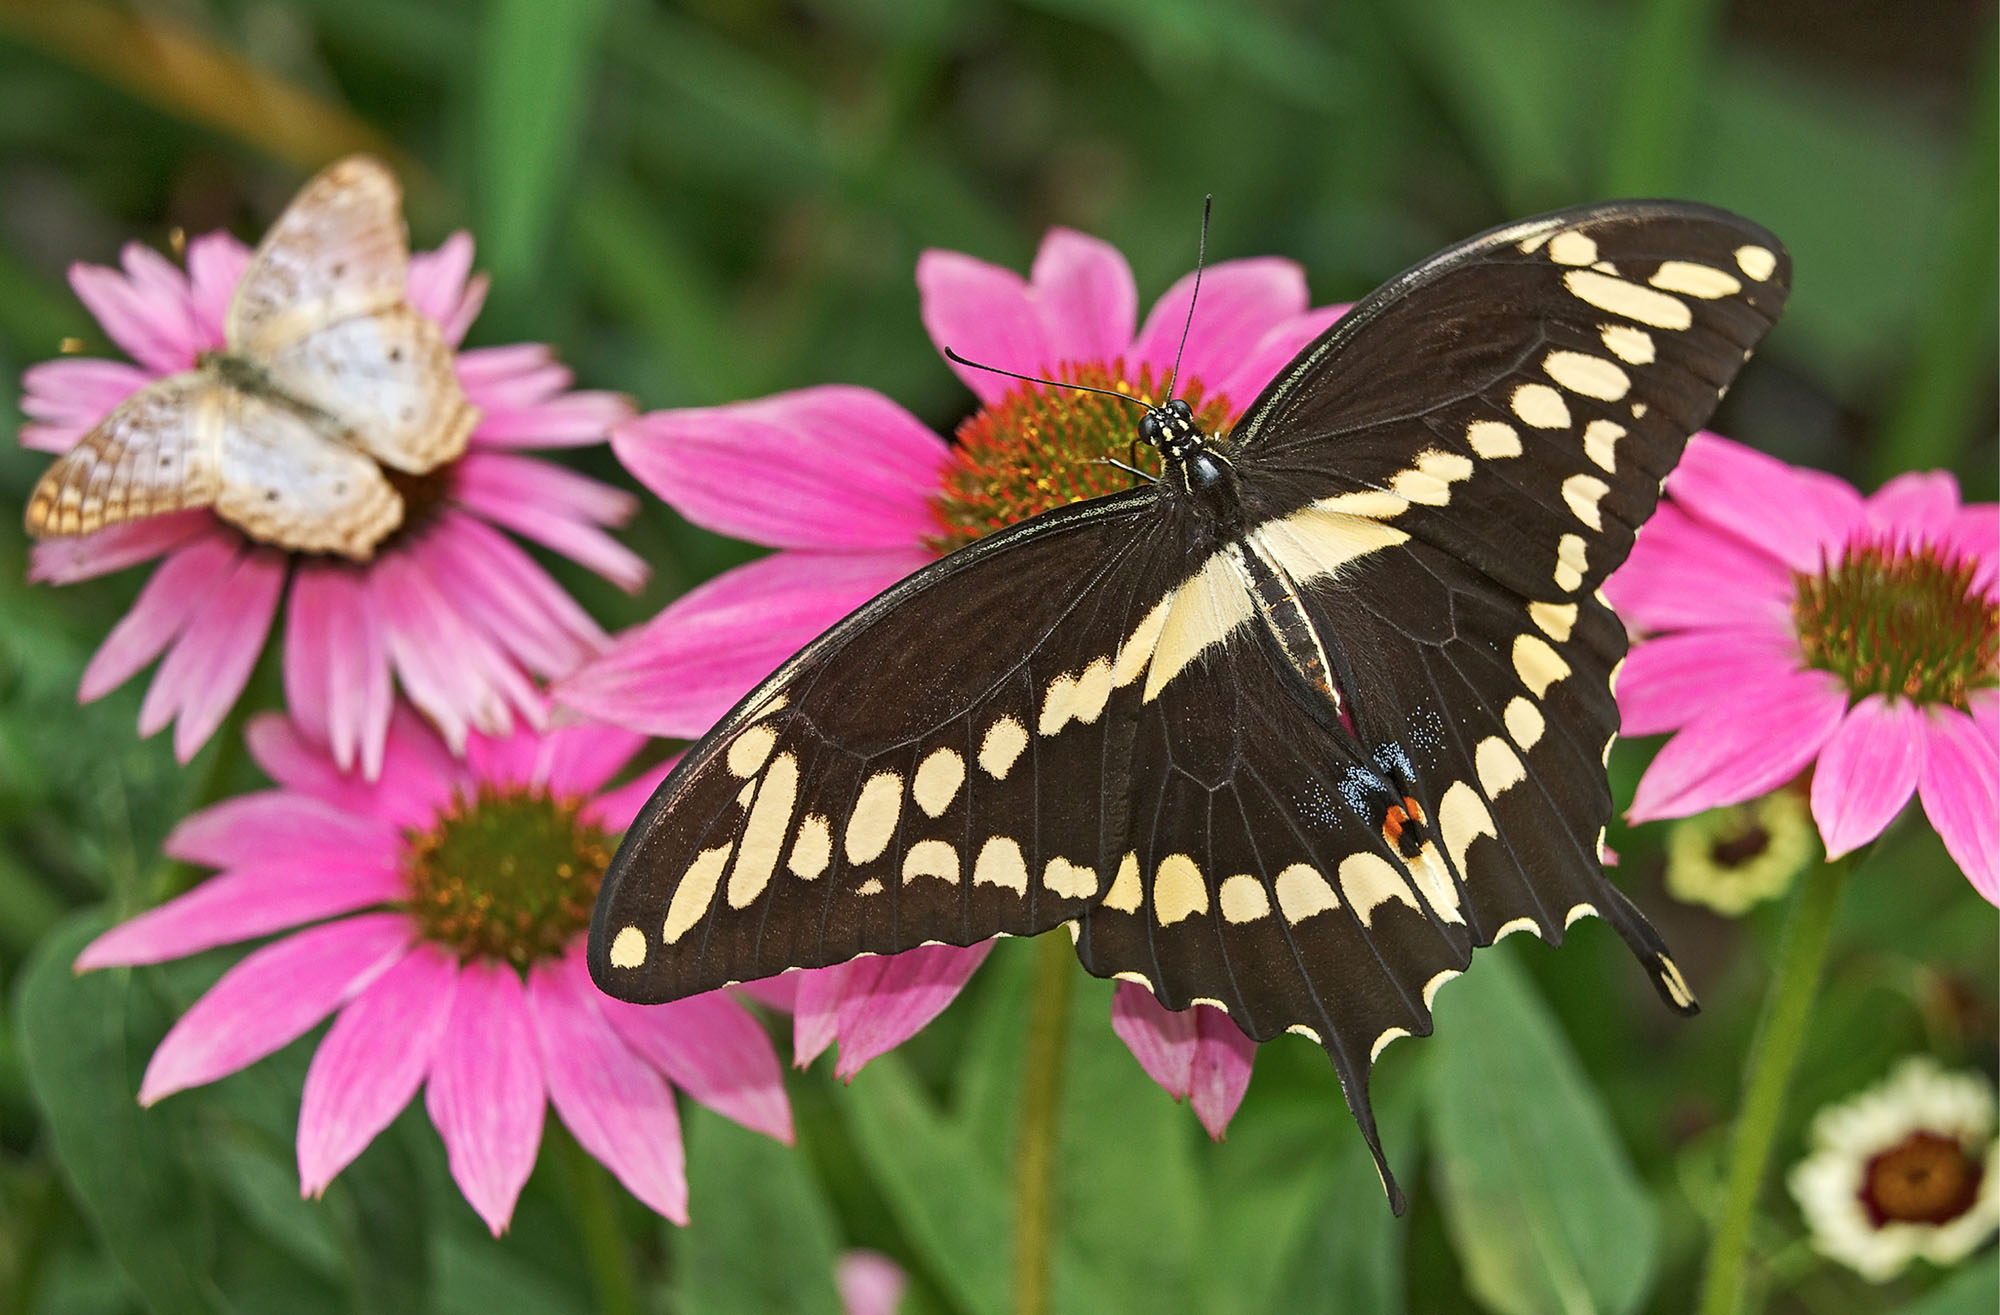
[927,361,1234,553]
[1859,1129,1984,1227]
[378,462,459,551]
[1792,537,1998,709]
[402,784,611,965]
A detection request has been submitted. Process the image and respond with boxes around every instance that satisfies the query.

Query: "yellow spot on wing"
[1466,420,1522,459]
[1599,325,1654,365]
[1582,419,1624,472]
[727,724,778,778]
[1563,269,1692,330]
[1548,230,1597,265]
[1554,533,1588,592]
[1562,473,1611,530]
[1544,350,1630,401]
[1734,245,1777,281]
[1218,873,1271,923]
[1370,1027,1411,1063]
[912,747,965,817]
[788,814,831,880]
[1504,696,1546,749]
[1423,969,1461,1009]
[974,836,1028,894]
[1475,737,1527,795]
[1437,783,1497,880]
[1039,656,1114,736]
[1112,597,1172,688]
[1511,382,1571,429]
[1152,853,1209,924]
[728,751,799,908]
[1649,260,1740,298]
[1041,856,1097,899]
[1274,863,1339,922]
[844,771,903,865]
[902,839,960,885]
[1528,600,1577,642]
[1253,505,1410,586]
[663,844,731,944]
[1513,634,1571,696]
[1142,547,1256,702]
[609,926,646,968]
[1337,852,1419,926]
[1103,852,1142,912]
[979,716,1028,779]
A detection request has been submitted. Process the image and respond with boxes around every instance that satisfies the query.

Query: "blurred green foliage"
[0,1,1992,1313]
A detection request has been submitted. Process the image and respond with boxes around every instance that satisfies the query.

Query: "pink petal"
[286,562,394,779]
[583,758,674,832]
[832,942,991,1080]
[1188,1007,1257,1139]
[611,387,949,552]
[1664,434,1865,574]
[1603,502,1797,632]
[1028,228,1139,370]
[836,1250,908,1315]
[1629,666,1848,822]
[372,553,540,751]
[165,791,400,867]
[77,533,241,702]
[1810,695,1927,858]
[68,255,192,375]
[556,547,927,739]
[529,953,688,1224]
[1210,303,1347,412]
[452,455,646,590]
[1918,706,1999,903]
[791,965,848,1068]
[1110,981,1195,1099]
[19,357,154,438]
[74,855,403,969]
[455,343,558,394]
[138,547,286,761]
[183,232,249,343]
[1616,627,1802,736]
[138,913,412,1104]
[1865,470,1961,546]
[1943,504,1999,597]
[406,233,475,328]
[28,513,215,584]
[736,974,798,1014]
[425,960,546,1235]
[602,990,794,1143]
[1129,257,1310,387]
[470,391,632,448]
[413,514,605,679]
[298,943,459,1195]
[244,713,445,829]
[918,249,1058,404]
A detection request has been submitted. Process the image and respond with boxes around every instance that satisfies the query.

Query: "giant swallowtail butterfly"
[589,201,1790,1210]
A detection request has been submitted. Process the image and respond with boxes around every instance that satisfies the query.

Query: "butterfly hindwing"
[24,373,226,536]
[211,390,403,557]
[262,303,477,474]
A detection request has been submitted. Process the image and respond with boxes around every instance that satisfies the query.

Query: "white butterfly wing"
[211,391,404,560]
[228,155,478,475]
[25,373,227,536]
[261,304,478,473]
[226,156,408,356]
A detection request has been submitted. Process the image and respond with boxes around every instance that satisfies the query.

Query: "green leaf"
[13,911,229,1315]
[676,1105,843,1315]
[475,0,611,290]
[1904,1254,2000,1315]
[1258,1088,1417,1315]
[1425,948,1659,1315]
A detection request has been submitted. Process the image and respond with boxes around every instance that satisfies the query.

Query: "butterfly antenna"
[942,347,1154,411]
[1163,195,1211,402]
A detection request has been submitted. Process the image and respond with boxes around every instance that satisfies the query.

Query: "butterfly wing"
[24,373,227,536]
[592,490,1186,1001]
[227,155,477,474]
[211,390,403,559]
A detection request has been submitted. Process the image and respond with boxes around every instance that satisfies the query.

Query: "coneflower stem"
[1698,849,1855,1315]
[552,1118,639,1315]
[1013,934,1074,1315]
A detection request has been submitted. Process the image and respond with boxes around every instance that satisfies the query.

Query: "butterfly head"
[1138,397,1199,459]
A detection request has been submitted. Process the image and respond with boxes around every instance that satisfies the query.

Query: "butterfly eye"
[1168,399,1194,424]
[1138,411,1162,445]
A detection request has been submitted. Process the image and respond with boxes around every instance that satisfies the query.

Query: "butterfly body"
[590,201,1792,1209]
[24,157,477,561]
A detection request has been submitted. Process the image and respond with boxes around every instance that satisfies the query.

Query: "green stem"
[1012,935,1075,1315]
[1697,850,1854,1315]
[551,1118,640,1315]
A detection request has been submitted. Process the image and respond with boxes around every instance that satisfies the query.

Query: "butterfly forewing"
[591,200,1789,1207]
[25,374,226,536]
[226,157,409,357]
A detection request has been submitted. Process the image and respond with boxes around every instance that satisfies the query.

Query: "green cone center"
[403,785,612,965]
[1792,537,1997,709]
[927,362,1234,553]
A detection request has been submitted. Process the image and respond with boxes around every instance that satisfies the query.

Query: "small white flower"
[1788,1056,1999,1281]
[1664,792,1814,916]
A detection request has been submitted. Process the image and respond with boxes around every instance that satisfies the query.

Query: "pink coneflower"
[75,708,792,1233]
[22,227,643,777]
[563,228,1339,1129]
[1606,434,1998,901]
